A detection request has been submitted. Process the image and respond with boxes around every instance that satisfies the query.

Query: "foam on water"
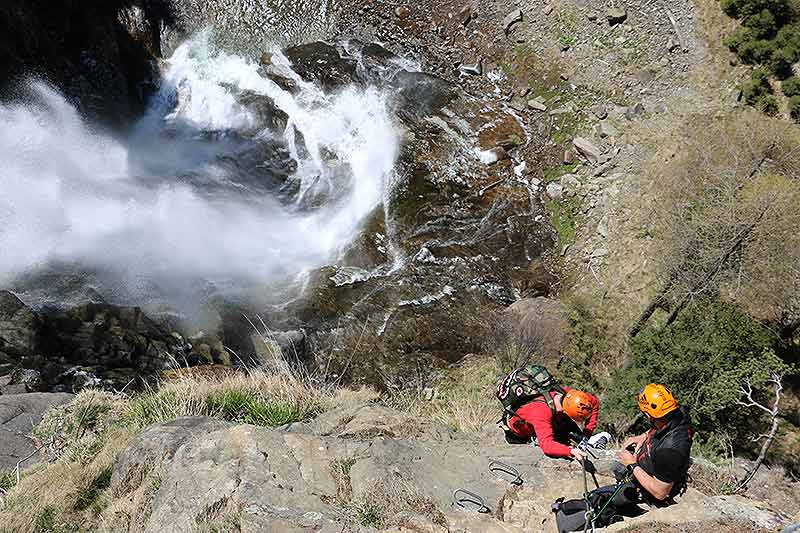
[0,32,399,306]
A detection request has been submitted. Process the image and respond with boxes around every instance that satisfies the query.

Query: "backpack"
[497,364,566,419]
[552,490,625,532]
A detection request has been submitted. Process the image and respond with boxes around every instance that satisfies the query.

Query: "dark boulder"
[0,1,168,125]
[0,290,41,355]
[284,42,359,89]
[389,70,458,122]
[0,293,190,392]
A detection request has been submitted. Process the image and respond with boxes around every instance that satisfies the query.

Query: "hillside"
[1,0,799,531]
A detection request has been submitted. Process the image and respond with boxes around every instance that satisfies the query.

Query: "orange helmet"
[638,384,678,419]
[562,389,593,422]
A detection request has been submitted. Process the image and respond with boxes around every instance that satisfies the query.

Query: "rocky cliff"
[7,402,796,532]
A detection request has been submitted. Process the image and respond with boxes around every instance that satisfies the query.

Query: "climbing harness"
[452,488,490,513]
[488,460,523,486]
[580,465,631,533]
[552,434,628,533]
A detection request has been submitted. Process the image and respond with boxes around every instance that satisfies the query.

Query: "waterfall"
[0,31,399,308]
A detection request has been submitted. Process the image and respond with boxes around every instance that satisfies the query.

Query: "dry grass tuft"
[0,426,134,533]
[390,356,501,432]
[123,366,376,432]
[341,477,446,529]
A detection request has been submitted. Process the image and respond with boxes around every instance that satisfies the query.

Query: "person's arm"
[582,391,600,436]
[631,465,673,500]
[617,448,683,501]
[519,403,576,459]
[507,414,535,438]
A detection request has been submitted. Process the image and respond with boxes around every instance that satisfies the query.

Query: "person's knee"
[612,461,627,481]
[611,483,640,507]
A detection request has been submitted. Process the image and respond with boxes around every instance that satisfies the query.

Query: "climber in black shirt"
[615,383,694,504]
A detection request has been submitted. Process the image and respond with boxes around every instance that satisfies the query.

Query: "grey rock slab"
[459,58,483,76]
[0,384,27,395]
[111,416,231,496]
[598,120,618,138]
[0,392,73,470]
[625,102,646,119]
[143,425,343,533]
[546,182,564,200]
[560,174,581,190]
[572,137,603,164]
[509,96,527,112]
[527,97,547,111]
[591,104,608,119]
[298,403,454,441]
[607,6,627,25]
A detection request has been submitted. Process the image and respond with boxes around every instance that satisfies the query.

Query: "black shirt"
[650,448,687,484]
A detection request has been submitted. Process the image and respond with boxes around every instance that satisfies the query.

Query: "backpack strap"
[541,383,567,414]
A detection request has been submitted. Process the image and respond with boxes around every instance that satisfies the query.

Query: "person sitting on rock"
[612,383,694,506]
[504,387,601,462]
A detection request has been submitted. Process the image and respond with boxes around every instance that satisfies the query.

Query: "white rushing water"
[0,32,399,306]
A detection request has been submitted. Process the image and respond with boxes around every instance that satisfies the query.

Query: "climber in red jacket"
[505,387,600,461]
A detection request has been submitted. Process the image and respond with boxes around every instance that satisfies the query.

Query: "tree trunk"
[733,375,783,494]
[629,276,676,338]
[732,414,780,494]
[664,207,768,327]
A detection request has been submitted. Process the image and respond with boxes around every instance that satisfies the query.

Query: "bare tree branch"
[733,374,784,494]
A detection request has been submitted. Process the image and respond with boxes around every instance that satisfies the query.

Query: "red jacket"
[507,387,599,458]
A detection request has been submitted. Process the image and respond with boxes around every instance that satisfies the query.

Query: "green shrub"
[742,38,778,63]
[744,8,779,38]
[724,26,754,55]
[742,68,773,103]
[720,0,791,22]
[789,96,800,121]
[775,24,800,58]
[757,93,780,114]
[606,299,780,439]
[768,47,794,77]
[782,76,800,97]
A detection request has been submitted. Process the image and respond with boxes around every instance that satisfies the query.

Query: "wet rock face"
[285,42,359,89]
[1,27,555,390]
[0,1,166,125]
[268,42,555,389]
[0,291,188,393]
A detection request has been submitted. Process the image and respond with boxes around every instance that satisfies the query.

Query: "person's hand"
[621,436,637,450]
[622,434,645,452]
[571,448,588,462]
[617,449,637,467]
